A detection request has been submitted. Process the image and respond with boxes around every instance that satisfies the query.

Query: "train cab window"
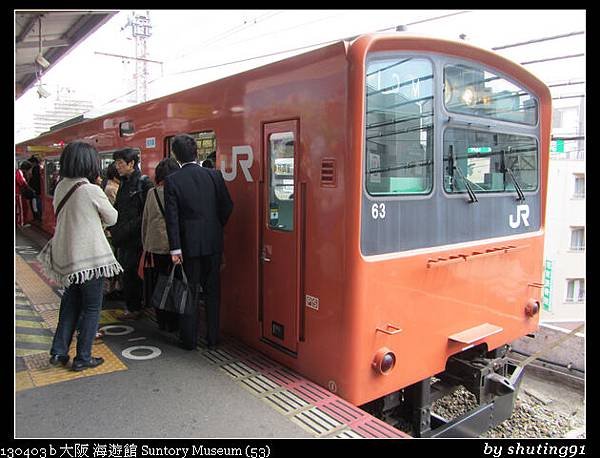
[444,64,538,126]
[268,132,294,231]
[443,128,538,195]
[45,158,60,196]
[365,56,433,195]
[167,131,216,164]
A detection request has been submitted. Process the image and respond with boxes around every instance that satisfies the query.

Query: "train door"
[261,120,299,353]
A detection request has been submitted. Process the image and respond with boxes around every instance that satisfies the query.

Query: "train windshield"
[443,129,538,194]
[365,57,434,195]
[444,64,538,125]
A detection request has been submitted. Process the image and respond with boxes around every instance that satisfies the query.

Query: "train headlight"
[525,299,540,317]
[461,87,476,106]
[372,347,396,375]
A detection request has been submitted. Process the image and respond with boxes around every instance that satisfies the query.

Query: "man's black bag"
[151,263,198,315]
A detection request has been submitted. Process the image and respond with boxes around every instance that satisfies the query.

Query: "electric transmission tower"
[122,10,152,103]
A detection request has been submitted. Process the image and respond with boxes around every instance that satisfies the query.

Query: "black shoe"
[72,356,104,372]
[49,354,69,366]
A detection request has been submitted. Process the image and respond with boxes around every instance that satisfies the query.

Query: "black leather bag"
[151,263,198,315]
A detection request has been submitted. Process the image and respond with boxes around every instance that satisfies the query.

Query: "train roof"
[17,33,550,146]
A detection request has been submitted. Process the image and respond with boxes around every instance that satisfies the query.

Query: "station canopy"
[15,10,118,99]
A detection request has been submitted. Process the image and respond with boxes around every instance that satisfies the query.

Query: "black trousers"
[179,253,222,349]
[119,246,143,312]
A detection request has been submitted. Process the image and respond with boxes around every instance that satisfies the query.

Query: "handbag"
[151,263,199,315]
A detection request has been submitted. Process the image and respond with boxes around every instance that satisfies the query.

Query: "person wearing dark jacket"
[28,155,42,221]
[164,134,233,350]
[107,148,153,320]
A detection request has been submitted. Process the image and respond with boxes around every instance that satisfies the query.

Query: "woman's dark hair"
[106,161,120,181]
[171,134,197,163]
[19,161,33,171]
[113,148,140,166]
[155,157,181,184]
[59,141,101,182]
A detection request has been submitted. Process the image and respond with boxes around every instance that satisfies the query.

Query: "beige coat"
[38,177,122,286]
[141,186,170,254]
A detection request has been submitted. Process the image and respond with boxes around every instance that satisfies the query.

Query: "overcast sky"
[14,9,585,142]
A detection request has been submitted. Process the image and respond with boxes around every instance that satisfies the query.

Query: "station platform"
[14,226,409,439]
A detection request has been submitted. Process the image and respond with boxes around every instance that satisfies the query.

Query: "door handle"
[261,254,271,262]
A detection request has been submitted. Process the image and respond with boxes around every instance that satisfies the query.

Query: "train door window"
[44,158,60,196]
[268,132,294,231]
[365,56,433,195]
[443,129,538,194]
[166,131,216,164]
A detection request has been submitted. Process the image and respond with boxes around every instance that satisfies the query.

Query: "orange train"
[16,33,550,437]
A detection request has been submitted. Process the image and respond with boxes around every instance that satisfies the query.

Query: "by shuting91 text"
[483,442,585,458]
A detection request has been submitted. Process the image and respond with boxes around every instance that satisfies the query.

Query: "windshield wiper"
[501,149,525,201]
[448,145,478,203]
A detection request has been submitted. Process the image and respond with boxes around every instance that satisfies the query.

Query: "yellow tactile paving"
[16,334,53,345]
[15,256,60,305]
[15,253,129,391]
[27,342,127,388]
[15,309,40,318]
[16,371,35,392]
[17,348,49,357]
[16,319,46,329]
[32,302,61,313]
[38,310,59,331]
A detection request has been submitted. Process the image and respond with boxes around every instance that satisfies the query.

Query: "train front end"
[344,35,551,436]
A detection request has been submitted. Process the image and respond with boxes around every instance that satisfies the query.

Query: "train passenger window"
[119,121,134,136]
[365,56,433,195]
[268,132,294,231]
[444,64,538,126]
[45,158,60,196]
[99,152,115,171]
[167,131,216,164]
[443,128,538,194]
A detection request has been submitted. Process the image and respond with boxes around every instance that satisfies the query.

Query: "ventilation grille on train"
[320,158,336,187]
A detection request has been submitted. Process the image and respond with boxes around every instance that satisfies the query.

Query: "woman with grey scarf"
[38,142,123,371]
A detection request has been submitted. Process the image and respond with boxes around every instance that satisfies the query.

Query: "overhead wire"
[91,11,584,112]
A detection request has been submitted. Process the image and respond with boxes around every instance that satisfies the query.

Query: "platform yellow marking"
[16,319,46,329]
[16,371,35,392]
[15,310,39,318]
[16,334,53,344]
[99,309,125,325]
[15,253,129,390]
[27,342,127,388]
[32,302,61,313]
[15,256,60,305]
[17,348,49,357]
[38,310,59,331]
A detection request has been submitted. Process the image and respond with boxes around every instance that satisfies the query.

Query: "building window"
[570,227,585,251]
[573,174,585,199]
[565,279,585,303]
[552,107,578,130]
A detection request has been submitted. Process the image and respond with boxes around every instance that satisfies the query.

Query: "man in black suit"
[164,134,233,350]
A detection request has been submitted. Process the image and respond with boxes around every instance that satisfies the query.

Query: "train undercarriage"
[362,344,524,438]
